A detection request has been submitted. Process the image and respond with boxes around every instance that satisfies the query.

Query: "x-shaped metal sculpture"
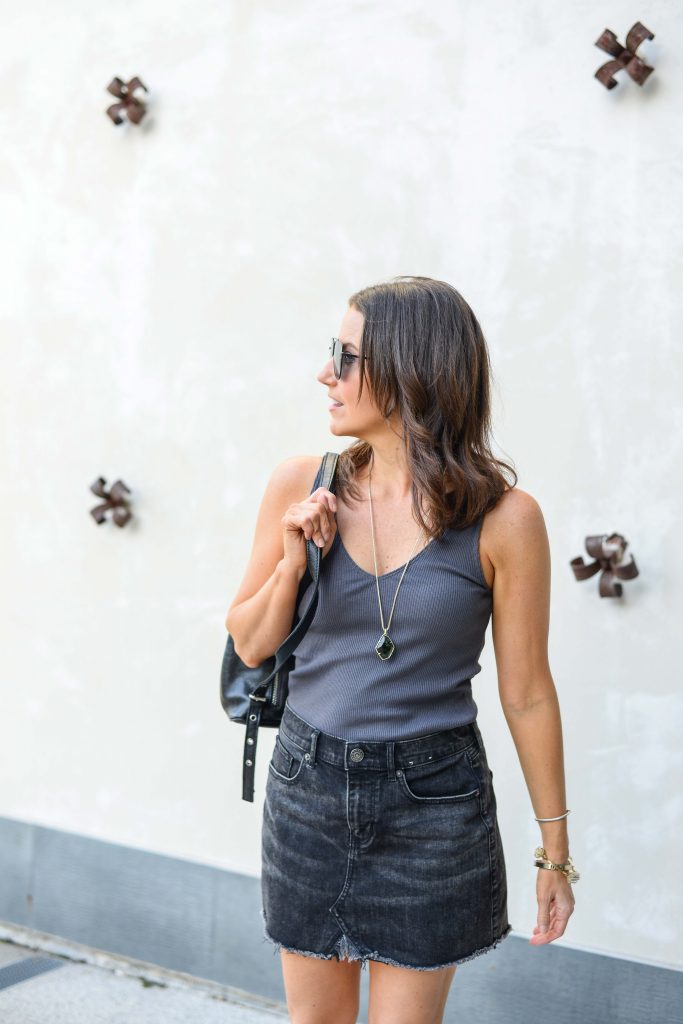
[594,21,655,89]
[570,533,639,598]
[90,477,133,526]
[105,76,149,125]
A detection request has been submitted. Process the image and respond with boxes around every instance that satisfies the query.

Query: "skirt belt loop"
[308,728,319,766]
[386,741,397,782]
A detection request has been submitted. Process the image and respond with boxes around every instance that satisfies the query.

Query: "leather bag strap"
[242,450,339,801]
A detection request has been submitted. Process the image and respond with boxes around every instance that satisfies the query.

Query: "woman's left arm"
[486,488,576,946]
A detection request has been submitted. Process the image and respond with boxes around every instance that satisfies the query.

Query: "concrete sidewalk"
[0,925,289,1024]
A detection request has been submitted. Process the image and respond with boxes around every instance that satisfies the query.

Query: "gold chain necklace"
[368,460,427,660]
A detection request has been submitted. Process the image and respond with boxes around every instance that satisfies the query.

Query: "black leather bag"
[220,451,339,802]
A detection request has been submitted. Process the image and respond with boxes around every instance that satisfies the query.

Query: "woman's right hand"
[281,487,338,572]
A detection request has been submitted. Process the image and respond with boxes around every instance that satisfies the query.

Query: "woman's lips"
[328,400,343,410]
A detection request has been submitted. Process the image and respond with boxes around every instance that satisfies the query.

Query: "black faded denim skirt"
[260,701,512,971]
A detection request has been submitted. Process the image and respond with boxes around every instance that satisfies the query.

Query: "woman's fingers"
[281,488,338,570]
[531,901,572,943]
[302,506,330,546]
[312,488,337,515]
[530,876,575,945]
[307,490,337,546]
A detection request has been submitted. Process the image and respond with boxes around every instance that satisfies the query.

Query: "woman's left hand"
[529,869,575,945]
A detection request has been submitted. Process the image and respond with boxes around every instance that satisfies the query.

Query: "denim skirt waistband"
[277,699,484,777]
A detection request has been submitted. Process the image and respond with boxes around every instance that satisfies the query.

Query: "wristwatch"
[534,846,580,884]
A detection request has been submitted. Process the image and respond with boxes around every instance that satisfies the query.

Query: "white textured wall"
[1,0,681,971]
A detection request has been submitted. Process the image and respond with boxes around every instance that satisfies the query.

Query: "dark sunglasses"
[329,337,369,379]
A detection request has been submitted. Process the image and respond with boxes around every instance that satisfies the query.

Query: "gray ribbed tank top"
[286,504,493,741]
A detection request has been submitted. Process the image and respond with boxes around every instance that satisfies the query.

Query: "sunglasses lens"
[330,339,341,378]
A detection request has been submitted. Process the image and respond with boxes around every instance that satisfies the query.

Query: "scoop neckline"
[332,527,438,580]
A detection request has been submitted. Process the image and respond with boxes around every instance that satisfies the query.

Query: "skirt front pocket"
[396,745,481,804]
[268,733,306,784]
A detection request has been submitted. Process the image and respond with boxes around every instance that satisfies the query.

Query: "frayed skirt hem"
[260,912,513,973]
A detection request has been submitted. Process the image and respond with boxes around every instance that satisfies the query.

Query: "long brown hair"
[333,275,517,538]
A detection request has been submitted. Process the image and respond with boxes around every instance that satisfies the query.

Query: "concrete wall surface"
[0,0,681,981]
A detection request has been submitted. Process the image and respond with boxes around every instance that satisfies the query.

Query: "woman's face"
[317,306,388,439]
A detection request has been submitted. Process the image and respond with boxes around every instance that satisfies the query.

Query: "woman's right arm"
[225,456,337,668]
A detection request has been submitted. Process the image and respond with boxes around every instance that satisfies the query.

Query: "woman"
[226,276,577,1024]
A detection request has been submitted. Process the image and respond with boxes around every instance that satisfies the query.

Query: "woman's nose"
[317,359,335,383]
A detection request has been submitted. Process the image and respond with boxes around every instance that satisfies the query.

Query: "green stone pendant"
[375,632,396,660]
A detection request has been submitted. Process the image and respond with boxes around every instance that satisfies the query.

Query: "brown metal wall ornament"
[570,533,639,598]
[90,478,133,527]
[105,76,149,125]
[594,22,655,89]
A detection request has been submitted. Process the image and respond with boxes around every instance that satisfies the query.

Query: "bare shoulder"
[480,487,549,583]
[268,454,323,500]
